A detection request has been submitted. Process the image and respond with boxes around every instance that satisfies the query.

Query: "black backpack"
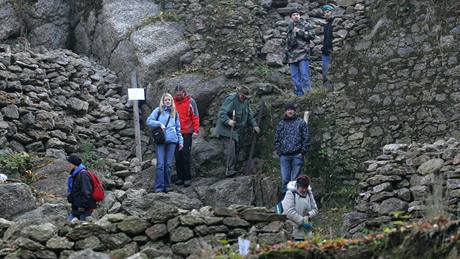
[152,111,171,144]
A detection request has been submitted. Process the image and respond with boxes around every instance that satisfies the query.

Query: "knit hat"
[290,8,302,17]
[322,4,335,11]
[67,155,82,166]
[284,102,297,111]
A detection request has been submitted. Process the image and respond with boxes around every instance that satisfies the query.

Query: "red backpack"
[85,170,105,202]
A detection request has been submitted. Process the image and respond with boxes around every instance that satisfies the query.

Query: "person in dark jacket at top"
[67,155,96,221]
[321,4,335,88]
[173,85,200,187]
[274,102,310,193]
[286,9,316,96]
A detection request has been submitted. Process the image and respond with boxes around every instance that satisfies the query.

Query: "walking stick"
[244,101,266,174]
[225,110,236,176]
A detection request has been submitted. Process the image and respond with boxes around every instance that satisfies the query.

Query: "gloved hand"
[303,222,313,231]
[303,216,312,230]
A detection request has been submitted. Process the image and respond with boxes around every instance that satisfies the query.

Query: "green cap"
[322,4,335,11]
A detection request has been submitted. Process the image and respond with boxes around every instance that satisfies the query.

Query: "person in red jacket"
[173,85,200,187]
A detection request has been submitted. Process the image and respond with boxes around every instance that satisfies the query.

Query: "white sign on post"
[128,88,145,100]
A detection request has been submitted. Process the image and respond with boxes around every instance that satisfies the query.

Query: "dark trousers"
[220,136,239,174]
[70,207,93,221]
[175,133,193,181]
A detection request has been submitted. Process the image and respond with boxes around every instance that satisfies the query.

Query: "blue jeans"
[155,143,177,192]
[280,154,304,192]
[289,59,311,96]
[322,54,331,82]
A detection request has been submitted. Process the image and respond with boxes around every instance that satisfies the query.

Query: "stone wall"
[0,45,137,161]
[167,0,368,78]
[0,203,288,258]
[313,0,460,161]
[344,139,460,236]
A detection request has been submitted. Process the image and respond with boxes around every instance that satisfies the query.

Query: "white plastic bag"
[0,173,7,183]
[238,237,250,256]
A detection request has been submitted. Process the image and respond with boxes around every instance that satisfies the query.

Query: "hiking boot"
[175,180,184,185]
[164,187,173,193]
[184,180,191,187]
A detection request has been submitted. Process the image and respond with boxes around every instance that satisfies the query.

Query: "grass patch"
[127,11,179,38]
[0,152,44,184]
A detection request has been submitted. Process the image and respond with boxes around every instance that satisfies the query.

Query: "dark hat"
[238,86,252,98]
[290,8,302,16]
[284,102,297,111]
[67,155,82,166]
[322,4,335,11]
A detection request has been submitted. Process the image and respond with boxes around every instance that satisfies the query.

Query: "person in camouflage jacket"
[274,102,310,193]
[286,9,316,96]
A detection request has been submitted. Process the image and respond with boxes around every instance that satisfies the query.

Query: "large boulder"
[0,183,37,219]
[192,138,224,177]
[32,158,69,196]
[130,22,190,82]
[73,0,189,83]
[24,0,71,48]
[120,189,202,218]
[0,0,20,40]
[149,74,228,117]
[195,176,255,207]
[13,202,69,226]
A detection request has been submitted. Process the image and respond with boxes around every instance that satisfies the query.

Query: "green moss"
[127,11,180,38]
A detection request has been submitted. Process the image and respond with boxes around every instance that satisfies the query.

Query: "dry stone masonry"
[344,138,460,235]
[0,203,288,258]
[314,0,460,161]
[0,44,138,161]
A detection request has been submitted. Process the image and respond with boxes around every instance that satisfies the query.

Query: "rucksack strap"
[156,109,171,127]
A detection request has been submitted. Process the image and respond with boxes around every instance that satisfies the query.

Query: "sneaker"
[175,180,184,185]
[184,180,191,187]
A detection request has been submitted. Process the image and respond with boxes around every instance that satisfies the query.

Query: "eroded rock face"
[24,0,70,48]
[72,0,189,84]
[0,183,36,219]
[0,0,20,40]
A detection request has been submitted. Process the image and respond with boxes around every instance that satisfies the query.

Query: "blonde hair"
[159,93,177,117]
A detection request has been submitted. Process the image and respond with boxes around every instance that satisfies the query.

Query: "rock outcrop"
[0,183,36,220]
[72,0,190,83]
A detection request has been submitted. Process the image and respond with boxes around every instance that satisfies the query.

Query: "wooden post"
[131,71,142,168]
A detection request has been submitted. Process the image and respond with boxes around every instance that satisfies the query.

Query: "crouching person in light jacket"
[281,175,318,241]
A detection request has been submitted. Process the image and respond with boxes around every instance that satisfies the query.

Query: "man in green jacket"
[215,86,260,177]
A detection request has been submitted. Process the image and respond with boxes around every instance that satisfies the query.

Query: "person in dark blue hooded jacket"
[67,155,96,221]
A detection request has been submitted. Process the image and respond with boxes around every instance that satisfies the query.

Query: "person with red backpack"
[66,155,97,221]
[173,85,200,187]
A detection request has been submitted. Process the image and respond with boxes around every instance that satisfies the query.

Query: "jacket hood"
[287,180,312,193]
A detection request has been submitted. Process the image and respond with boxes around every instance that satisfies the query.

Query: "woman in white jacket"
[281,175,318,241]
